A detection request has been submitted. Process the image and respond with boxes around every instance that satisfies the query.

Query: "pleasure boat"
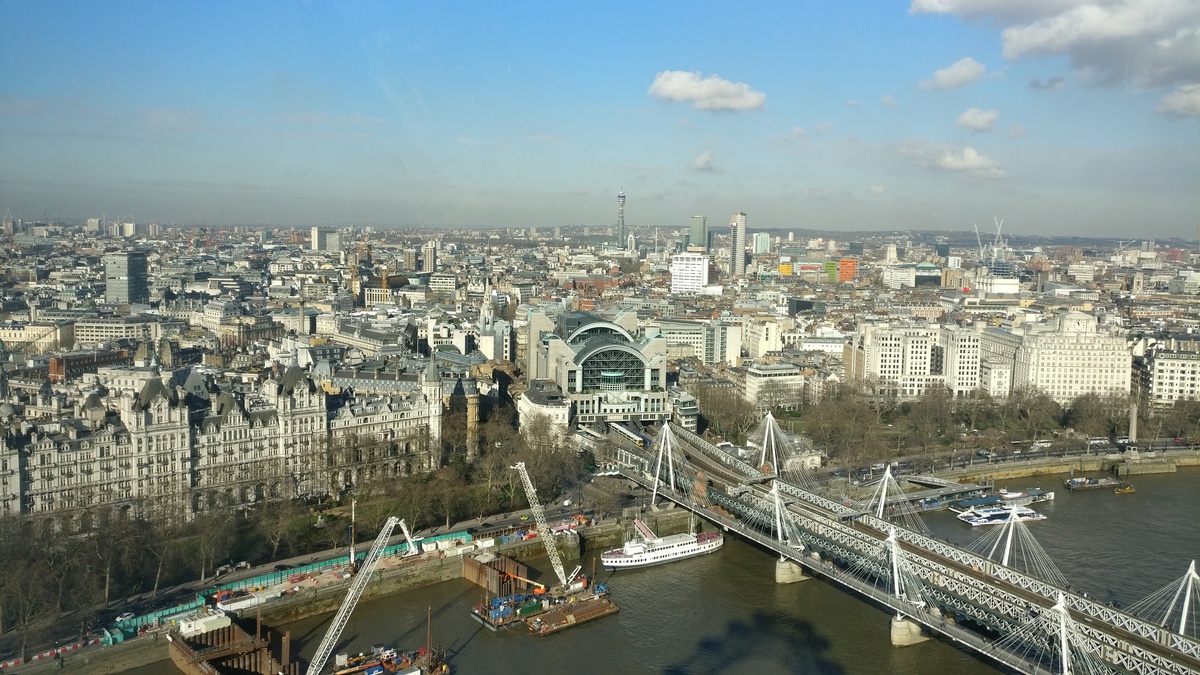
[956,505,1046,527]
[601,518,723,570]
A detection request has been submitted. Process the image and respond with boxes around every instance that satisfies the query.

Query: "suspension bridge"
[612,414,1200,675]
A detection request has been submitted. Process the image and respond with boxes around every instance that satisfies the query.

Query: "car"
[115,612,135,623]
[235,561,250,570]
[562,499,572,507]
[1174,438,1184,444]
[519,515,530,521]
[274,563,293,572]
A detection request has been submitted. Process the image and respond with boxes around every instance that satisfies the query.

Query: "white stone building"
[669,253,710,294]
[1012,312,1130,405]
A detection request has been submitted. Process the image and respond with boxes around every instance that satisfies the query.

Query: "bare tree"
[257,498,304,559]
[189,512,235,583]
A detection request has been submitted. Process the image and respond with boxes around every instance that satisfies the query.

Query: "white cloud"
[898,137,1005,178]
[921,57,987,89]
[845,99,860,107]
[957,107,1001,131]
[525,134,565,145]
[1157,83,1200,116]
[880,94,898,106]
[275,112,386,126]
[690,150,717,171]
[648,71,766,111]
[910,0,1200,90]
[813,123,835,134]
[1028,76,1065,90]
[144,108,204,131]
[1008,125,1029,138]
[869,185,887,195]
[777,126,809,145]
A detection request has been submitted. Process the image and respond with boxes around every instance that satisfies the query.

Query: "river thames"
[130,466,1199,674]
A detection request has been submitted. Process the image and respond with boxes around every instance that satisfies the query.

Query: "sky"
[1,1,1198,238]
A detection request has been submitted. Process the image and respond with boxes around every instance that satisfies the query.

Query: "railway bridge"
[612,417,1200,675]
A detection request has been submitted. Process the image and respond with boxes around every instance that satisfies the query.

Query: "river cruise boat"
[600,518,723,570]
[1063,476,1127,491]
[998,487,1055,504]
[956,505,1046,527]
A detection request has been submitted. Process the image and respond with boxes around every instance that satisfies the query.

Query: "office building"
[729,212,747,276]
[753,232,771,255]
[1012,312,1129,405]
[689,216,708,251]
[670,253,709,293]
[422,241,438,273]
[105,251,150,304]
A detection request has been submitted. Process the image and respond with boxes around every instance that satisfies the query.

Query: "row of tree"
[690,380,1200,467]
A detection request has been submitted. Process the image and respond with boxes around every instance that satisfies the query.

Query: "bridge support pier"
[890,615,929,647]
[775,558,809,584]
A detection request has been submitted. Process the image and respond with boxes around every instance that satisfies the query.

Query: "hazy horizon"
[2,2,1197,238]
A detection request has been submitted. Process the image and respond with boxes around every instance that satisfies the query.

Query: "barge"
[1063,476,1127,491]
[526,596,620,636]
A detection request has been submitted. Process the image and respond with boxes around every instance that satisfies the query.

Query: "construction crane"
[399,518,422,556]
[502,572,547,592]
[511,462,582,594]
[306,516,403,675]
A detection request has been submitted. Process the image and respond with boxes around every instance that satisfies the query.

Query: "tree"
[586,482,624,520]
[139,519,182,599]
[189,512,235,583]
[87,518,138,607]
[901,386,953,454]
[1065,393,1127,438]
[257,498,304,559]
[428,471,465,529]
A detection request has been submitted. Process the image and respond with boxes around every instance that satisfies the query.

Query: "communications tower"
[616,191,626,248]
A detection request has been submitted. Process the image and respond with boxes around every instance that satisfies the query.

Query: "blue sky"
[1,1,1197,238]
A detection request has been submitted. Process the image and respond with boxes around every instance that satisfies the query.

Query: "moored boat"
[1063,476,1127,491]
[956,505,1046,527]
[333,644,448,674]
[1114,485,1136,495]
[600,518,724,570]
[526,596,620,636]
[998,487,1055,504]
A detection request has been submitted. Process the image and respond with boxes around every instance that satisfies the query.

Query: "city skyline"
[1,1,1198,237]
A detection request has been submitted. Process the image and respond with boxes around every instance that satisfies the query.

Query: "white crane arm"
[399,519,421,557]
[512,462,568,587]
[306,516,401,675]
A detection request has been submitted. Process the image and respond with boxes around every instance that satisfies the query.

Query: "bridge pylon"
[771,481,809,584]
[885,526,930,646]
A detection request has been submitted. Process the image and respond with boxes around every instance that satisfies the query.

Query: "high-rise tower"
[616,191,626,248]
[729,212,747,276]
[105,250,150,304]
[421,240,438,272]
[689,215,708,251]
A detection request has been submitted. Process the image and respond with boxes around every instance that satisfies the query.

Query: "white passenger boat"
[600,518,723,570]
[956,505,1046,527]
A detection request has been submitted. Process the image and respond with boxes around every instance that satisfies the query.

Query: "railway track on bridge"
[617,423,1200,675]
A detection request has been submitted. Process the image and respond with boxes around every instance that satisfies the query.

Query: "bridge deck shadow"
[661,611,842,675]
